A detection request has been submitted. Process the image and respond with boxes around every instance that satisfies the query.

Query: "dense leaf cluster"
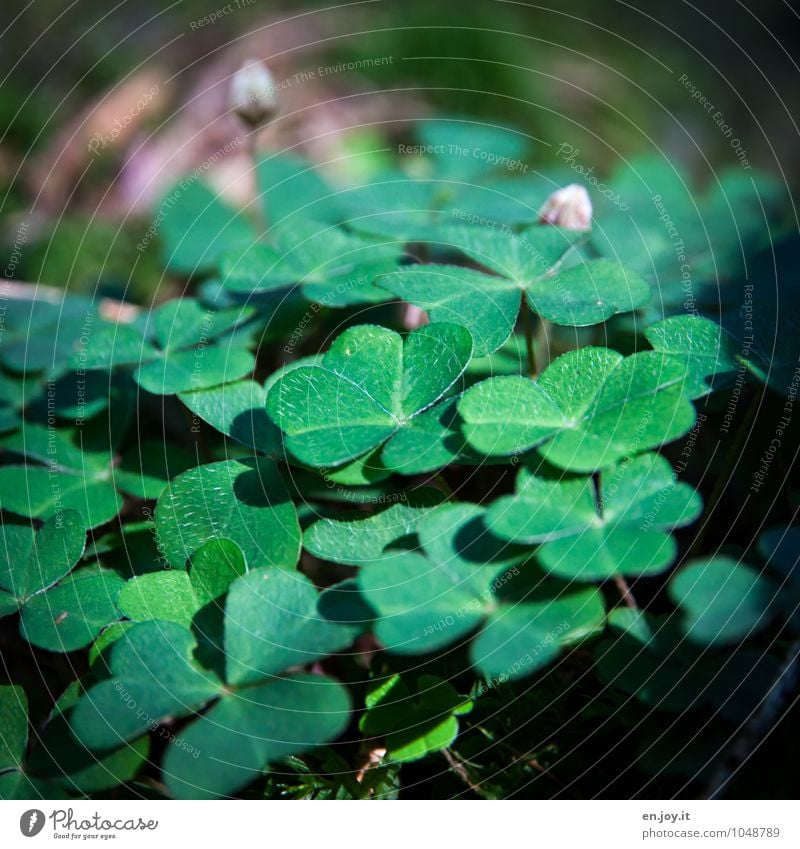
[0,121,797,799]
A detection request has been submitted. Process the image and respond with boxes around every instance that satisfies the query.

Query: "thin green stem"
[442,748,484,796]
[432,472,455,501]
[613,575,638,609]
[520,292,536,378]
[534,316,551,375]
[247,131,268,239]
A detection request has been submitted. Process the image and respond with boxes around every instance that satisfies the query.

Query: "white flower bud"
[230,59,278,128]
[402,303,429,330]
[538,184,592,231]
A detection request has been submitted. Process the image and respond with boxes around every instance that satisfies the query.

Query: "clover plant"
[0,115,796,800]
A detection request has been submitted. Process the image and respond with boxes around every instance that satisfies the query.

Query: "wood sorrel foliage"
[0,118,796,800]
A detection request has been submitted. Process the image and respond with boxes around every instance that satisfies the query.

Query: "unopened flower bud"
[538,184,592,231]
[402,303,429,330]
[230,59,278,128]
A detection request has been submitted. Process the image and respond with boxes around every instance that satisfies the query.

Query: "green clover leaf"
[158,180,254,275]
[256,151,344,226]
[378,394,485,474]
[223,567,356,685]
[0,465,122,529]
[154,457,301,570]
[303,487,446,565]
[487,453,702,580]
[163,673,350,800]
[644,315,739,399]
[0,513,125,653]
[178,379,280,454]
[20,570,124,653]
[378,225,650,355]
[72,567,355,799]
[339,174,453,241]
[0,511,86,612]
[669,557,779,645]
[266,322,473,467]
[359,673,473,763]
[115,539,247,628]
[415,118,529,180]
[0,684,142,799]
[0,423,195,523]
[70,621,225,750]
[459,346,696,471]
[0,684,27,776]
[67,296,256,395]
[357,503,605,681]
[220,221,403,305]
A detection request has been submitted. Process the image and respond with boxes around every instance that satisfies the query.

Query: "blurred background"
[2,0,799,302]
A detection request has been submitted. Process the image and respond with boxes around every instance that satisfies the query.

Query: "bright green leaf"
[158,180,254,275]
[487,453,702,580]
[0,466,122,529]
[303,488,445,565]
[154,457,300,570]
[266,323,473,467]
[178,379,281,454]
[645,315,739,399]
[133,345,256,395]
[460,347,696,471]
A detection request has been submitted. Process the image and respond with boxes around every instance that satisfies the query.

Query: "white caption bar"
[1,799,796,847]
